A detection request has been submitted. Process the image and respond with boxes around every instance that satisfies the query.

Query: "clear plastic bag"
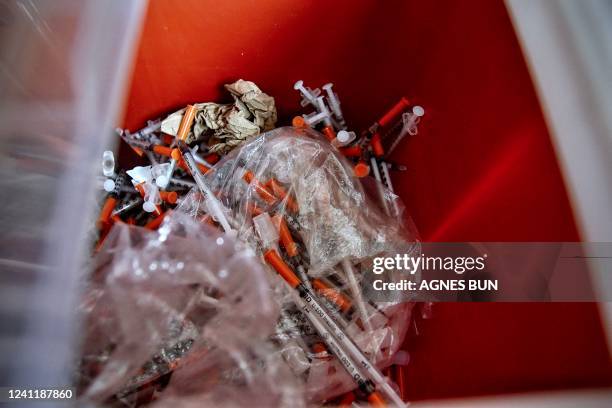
[77,212,304,407]
[176,126,419,401]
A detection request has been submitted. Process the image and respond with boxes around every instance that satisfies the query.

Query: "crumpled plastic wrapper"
[161,79,276,154]
[76,211,304,407]
[176,126,419,401]
[196,126,417,275]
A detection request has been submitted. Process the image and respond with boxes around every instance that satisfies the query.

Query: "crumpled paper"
[161,79,276,154]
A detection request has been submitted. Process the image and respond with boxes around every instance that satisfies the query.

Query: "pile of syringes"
[83,79,425,407]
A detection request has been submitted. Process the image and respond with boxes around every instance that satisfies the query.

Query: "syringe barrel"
[378,97,410,128]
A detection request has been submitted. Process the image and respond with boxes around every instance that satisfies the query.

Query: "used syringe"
[341,258,374,334]
[370,156,392,216]
[121,119,161,141]
[254,213,405,407]
[265,249,404,407]
[385,106,424,157]
[175,105,233,233]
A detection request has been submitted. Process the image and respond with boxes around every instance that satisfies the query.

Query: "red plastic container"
[121,0,611,401]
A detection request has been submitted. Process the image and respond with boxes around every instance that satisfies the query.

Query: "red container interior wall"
[121,0,611,400]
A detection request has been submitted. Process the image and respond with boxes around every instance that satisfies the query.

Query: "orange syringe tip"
[338,392,356,407]
[263,249,301,288]
[371,133,384,157]
[177,160,189,172]
[159,191,178,204]
[130,146,144,156]
[162,134,174,145]
[367,392,387,407]
[246,203,264,217]
[242,169,254,184]
[177,104,197,142]
[134,182,146,197]
[98,196,117,228]
[267,179,298,213]
[145,212,166,230]
[272,215,298,257]
[312,279,352,312]
[200,214,216,226]
[354,161,370,178]
[205,153,220,164]
[292,116,309,129]
[197,163,211,174]
[94,231,108,253]
[171,148,182,162]
[153,145,173,157]
[322,125,336,141]
[312,343,327,354]
[378,96,410,128]
[243,170,277,205]
[284,196,299,214]
[135,182,162,215]
[312,342,332,360]
[339,145,362,157]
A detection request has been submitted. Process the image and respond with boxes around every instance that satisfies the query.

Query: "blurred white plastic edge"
[0,0,147,389]
[506,0,612,351]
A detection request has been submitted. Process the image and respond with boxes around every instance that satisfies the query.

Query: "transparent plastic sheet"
[176,126,420,401]
[0,0,147,388]
[77,212,305,407]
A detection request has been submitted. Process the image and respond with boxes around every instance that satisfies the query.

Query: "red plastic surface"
[121,0,611,400]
